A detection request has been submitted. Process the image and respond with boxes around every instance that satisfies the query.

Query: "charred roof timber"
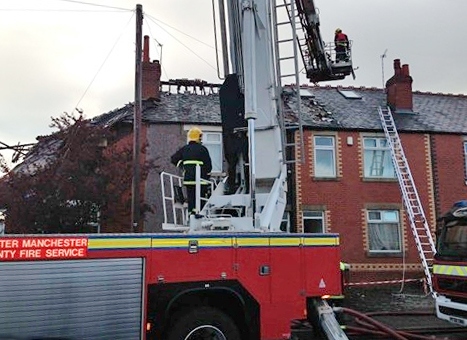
[161,79,221,95]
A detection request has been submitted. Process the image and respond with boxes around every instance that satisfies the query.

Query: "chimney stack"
[142,35,161,100]
[385,58,413,112]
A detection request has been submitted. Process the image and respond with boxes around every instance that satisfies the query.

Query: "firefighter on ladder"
[171,127,212,214]
[334,28,349,63]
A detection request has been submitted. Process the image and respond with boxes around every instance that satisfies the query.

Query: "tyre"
[166,306,241,340]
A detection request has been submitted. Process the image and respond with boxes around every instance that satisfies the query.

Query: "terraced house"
[8,42,467,283]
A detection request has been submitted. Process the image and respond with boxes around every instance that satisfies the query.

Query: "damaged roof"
[91,85,467,134]
[296,85,467,133]
[92,92,222,128]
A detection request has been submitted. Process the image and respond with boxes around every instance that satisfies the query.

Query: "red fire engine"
[0,0,354,339]
[433,201,467,326]
[0,233,341,339]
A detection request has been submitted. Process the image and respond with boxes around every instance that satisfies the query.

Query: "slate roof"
[91,92,222,127]
[296,85,467,133]
[91,85,467,135]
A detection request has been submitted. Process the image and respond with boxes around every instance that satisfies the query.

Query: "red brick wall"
[297,130,434,282]
[142,61,161,100]
[431,134,467,215]
[388,82,413,111]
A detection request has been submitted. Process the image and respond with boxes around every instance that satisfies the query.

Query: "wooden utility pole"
[131,4,143,233]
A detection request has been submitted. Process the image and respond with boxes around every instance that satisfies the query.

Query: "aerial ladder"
[295,0,355,82]
[163,0,289,233]
[161,0,355,233]
[378,106,437,297]
[159,1,354,338]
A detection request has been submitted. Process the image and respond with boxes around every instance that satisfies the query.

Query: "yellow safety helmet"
[335,28,342,34]
[187,127,203,143]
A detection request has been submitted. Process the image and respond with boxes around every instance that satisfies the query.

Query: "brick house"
[91,52,467,282]
[286,59,467,282]
[9,35,467,282]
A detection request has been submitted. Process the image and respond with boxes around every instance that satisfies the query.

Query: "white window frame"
[201,132,223,174]
[281,211,291,232]
[314,136,336,178]
[302,210,325,233]
[367,209,401,253]
[363,136,396,179]
[184,125,223,175]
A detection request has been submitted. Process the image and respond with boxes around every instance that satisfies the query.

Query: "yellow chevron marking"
[434,264,467,277]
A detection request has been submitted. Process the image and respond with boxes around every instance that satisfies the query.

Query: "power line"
[144,13,214,50]
[57,0,132,11]
[72,11,135,113]
[144,18,169,80]
[0,8,128,12]
[144,13,217,72]
[0,0,132,13]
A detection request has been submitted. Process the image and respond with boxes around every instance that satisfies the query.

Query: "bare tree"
[0,112,151,234]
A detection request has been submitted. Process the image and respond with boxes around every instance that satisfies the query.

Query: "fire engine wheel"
[166,306,241,340]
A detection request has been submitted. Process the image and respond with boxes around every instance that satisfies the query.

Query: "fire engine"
[0,1,354,339]
[434,201,467,326]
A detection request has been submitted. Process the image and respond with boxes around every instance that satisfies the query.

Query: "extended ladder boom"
[295,0,354,82]
[378,106,437,297]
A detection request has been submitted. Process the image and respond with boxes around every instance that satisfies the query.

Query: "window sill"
[362,177,398,183]
[367,251,403,258]
[313,177,340,182]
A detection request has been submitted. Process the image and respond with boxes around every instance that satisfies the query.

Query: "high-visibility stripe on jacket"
[171,141,212,186]
[183,160,204,165]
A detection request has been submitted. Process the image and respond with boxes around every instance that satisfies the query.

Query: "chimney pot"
[143,35,150,62]
[402,64,410,76]
[394,59,401,75]
[142,36,161,100]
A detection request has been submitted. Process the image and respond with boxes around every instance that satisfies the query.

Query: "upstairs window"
[202,132,223,174]
[363,137,395,178]
[314,136,336,178]
[184,126,223,175]
[367,210,401,253]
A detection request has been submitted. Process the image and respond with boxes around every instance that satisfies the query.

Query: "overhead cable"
[72,11,135,113]
[57,0,132,11]
[144,13,216,71]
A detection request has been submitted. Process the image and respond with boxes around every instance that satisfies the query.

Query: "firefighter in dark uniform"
[171,127,212,214]
[219,74,249,195]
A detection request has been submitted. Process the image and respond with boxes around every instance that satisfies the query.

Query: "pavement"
[340,282,467,339]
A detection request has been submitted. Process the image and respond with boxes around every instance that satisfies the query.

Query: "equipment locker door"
[0,258,144,340]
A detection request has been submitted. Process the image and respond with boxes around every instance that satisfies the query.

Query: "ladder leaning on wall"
[377,106,437,297]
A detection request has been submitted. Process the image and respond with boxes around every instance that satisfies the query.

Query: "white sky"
[1,0,467,168]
